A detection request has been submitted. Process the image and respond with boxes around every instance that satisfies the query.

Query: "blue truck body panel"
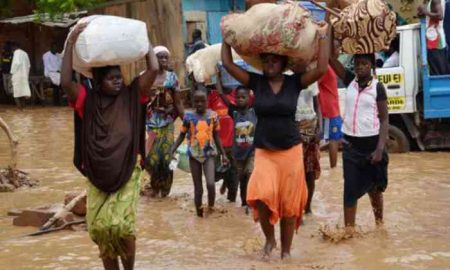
[420,19,450,119]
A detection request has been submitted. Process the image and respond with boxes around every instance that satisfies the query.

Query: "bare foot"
[150,189,159,198]
[262,239,276,259]
[220,183,226,195]
[375,219,384,228]
[196,207,203,218]
[281,252,291,261]
[344,226,356,239]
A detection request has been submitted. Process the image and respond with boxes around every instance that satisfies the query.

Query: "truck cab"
[339,20,450,153]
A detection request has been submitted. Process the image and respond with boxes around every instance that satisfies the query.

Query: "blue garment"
[322,116,344,141]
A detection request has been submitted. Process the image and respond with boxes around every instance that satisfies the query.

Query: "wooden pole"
[40,190,87,231]
[308,0,342,18]
[0,116,19,187]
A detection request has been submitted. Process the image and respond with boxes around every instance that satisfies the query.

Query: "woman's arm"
[138,44,159,96]
[300,22,331,88]
[213,130,229,165]
[61,23,87,101]
[173,91,185,120]
[314,95,323,143]
[215,68,232,107]
[372,99,389,163]
[221,42,250,86]
[328,31,347,81]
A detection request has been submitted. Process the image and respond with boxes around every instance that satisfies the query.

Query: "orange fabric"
[246,144,307,229]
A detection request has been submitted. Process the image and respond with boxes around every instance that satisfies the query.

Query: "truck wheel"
[387,125,410,153]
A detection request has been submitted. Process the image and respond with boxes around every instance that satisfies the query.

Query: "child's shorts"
[236,155,254,175]
[322,116,343,141]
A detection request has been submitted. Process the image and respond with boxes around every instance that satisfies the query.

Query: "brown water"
[1,106,450,270]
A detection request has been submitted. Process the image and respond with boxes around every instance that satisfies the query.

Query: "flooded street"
[1,106,450,270]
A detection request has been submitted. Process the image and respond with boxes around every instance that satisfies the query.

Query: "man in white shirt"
[382,37,400,68]
[42,42,62,105]
[10,42,31,109]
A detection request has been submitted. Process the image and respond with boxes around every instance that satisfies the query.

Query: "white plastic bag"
[186,43,242,83]
[69,15,149,78]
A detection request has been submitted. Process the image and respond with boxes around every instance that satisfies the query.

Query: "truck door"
[377,67,407,114]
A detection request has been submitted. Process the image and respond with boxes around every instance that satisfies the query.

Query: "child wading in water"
[218,84,257,213]
[295,82,322,214]
[330,47,389,235]
[171,90,229,217]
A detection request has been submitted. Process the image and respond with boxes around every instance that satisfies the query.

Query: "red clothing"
[70,85,88,118]
[208,90,234,148]
[318,66,340,118]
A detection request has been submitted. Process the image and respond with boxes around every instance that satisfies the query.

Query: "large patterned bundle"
[325,0,359,10]
[331,0,397,54]
[221,1,320,69]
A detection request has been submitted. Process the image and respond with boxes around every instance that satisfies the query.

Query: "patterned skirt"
[86,166,142,259]
[144,123,175,196]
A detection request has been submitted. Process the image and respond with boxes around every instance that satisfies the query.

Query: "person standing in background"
[43,42,63,105]
[10,42,31,109]
[445,0,450,58]
[295,81,322,214]
[1,41,13,96]
[208,79,239,203]
[418,0,450,75]
[144,46,184,198]
[187,29,206,56]
[319,66,343,168]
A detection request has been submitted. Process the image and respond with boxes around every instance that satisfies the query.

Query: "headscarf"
[154,46,170,56]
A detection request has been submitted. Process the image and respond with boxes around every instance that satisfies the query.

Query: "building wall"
[0,23,68,75]
[182,0,245,45]
[92,0,186,85]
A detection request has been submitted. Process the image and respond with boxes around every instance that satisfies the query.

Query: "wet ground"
[0,106,450,270]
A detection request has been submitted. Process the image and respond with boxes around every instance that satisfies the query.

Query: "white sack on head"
[65,15,149,78]
[185,43,242,83]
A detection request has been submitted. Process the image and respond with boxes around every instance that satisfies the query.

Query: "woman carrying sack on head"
[221,22,330,259]
[62,23,159,270]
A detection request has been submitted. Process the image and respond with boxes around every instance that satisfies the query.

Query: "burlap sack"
[185,43,242,83]
[331,0,397,54]
[221,1,320,70]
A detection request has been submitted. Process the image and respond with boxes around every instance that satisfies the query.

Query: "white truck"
[338,21,450,153]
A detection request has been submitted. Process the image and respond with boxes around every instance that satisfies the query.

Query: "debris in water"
[0,167,39,192]
[318,224,366,243]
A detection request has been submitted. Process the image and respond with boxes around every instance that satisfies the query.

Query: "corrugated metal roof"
[0,11,87,28]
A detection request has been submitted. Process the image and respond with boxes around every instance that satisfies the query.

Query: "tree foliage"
[34,0,104,17]
[0,0,105,19]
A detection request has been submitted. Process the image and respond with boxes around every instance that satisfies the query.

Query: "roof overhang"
[0,11,87,28]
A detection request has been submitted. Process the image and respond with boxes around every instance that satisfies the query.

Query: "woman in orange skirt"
[221,23,330,259]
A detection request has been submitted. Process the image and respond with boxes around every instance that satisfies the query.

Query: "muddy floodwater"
[1,106,450,270]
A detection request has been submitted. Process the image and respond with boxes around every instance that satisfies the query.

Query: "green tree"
[0,0,104,19]
[34,0,104,18]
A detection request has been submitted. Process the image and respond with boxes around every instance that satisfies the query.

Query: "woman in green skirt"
[61,23,159,270]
